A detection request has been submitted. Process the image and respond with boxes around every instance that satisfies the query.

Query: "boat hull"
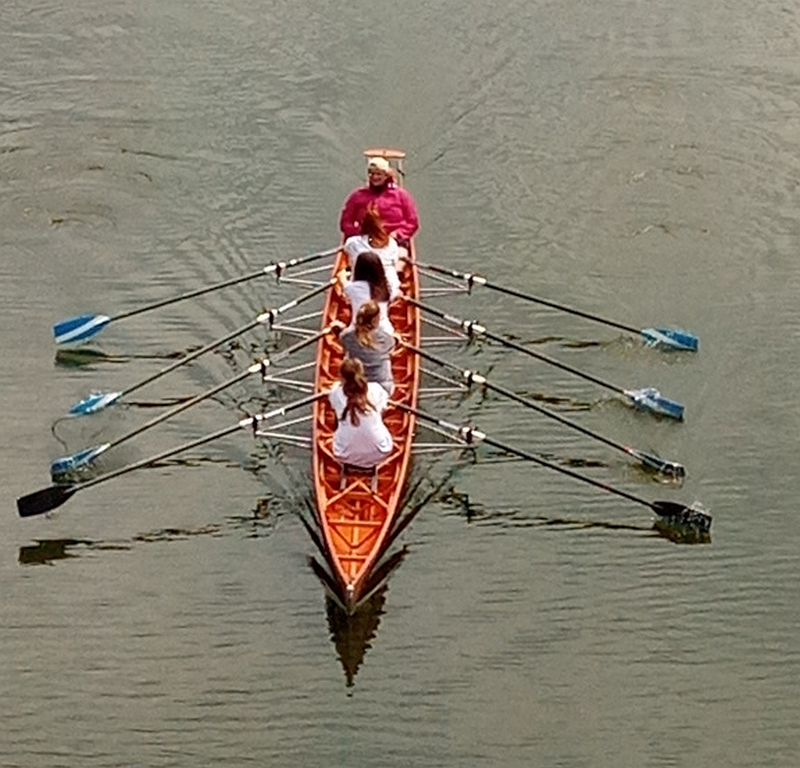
[312,156,419,609]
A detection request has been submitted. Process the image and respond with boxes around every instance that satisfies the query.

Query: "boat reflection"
[324,583,389,687]
[308,545,407,687]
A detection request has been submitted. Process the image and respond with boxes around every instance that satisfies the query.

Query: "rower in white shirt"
[342,251,395,335]
[327,357,393,469]
[343,205,401,299]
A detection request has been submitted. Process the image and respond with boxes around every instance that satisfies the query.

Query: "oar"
[51,329,329,477]
[68,279,335,416]
[411,300,685,420]
[18,393,325,518]
[395,404,711,533]
[399,340,685,477]
[53,246,340,345]
[414,261,699,352]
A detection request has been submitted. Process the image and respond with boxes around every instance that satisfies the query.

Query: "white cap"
[367,156,390,172]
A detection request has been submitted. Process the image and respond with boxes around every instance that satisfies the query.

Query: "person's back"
[343,251,395,334]
[343,205,401,297]
[328,357,392,468]
[339,157,419,253]
[340,301,394,393]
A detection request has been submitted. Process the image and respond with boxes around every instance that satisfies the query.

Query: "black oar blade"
[650,500,711,533]
[17,485,78,518]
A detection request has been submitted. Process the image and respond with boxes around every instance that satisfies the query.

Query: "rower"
[341,251,395,334]
[337,301,395,394]
[343,205,401,297]
[339,156,419,262]
[327,357,392,471]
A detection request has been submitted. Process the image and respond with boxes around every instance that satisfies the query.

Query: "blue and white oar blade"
[53,314,111,345]
[625,388,685,420]
[69,391,122,416]
[50,443,111,478]
[640,326,699,352]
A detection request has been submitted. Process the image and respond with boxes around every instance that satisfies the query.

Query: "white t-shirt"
[343,280,394,335]
[343,235,401,298]
[328,382,393,468]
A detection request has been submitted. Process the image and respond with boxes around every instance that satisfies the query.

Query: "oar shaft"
[109,247,340,323]
[76,393,326,494]
[411,300,624,395]
[119,279,334,399]
[111,369,253,452]
[482,328,622,394]
[417,262,639,335]
[119,317,261,398]
[107,329,330,453]
[398,403,653,511]
[478,433,651,509]
[400,340,631,456]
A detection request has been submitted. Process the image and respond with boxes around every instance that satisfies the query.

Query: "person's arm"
[394,190,419,241]
[339,191,363,238]
[328,385,343,424]
[371,384,390,413]
[376,330,395,355]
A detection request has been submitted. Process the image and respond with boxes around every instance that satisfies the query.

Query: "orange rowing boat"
[312,149,420,610]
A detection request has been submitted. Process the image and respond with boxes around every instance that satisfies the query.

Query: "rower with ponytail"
[343,250,396,334]
[339,300,395,394]
[327,356,392,468]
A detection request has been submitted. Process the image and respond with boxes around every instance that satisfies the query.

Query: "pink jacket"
[339,183,420,242]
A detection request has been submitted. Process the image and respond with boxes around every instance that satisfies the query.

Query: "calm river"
[2,1,799,766]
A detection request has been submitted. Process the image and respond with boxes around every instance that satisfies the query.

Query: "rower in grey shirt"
[338,300,395,394]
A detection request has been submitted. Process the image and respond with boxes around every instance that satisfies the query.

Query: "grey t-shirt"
[340,327,395,392]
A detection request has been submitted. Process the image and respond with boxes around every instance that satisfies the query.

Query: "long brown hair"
[353,251,390,303]
[354,300,380,348]
[360,205,390,249]
[340,357,373,427]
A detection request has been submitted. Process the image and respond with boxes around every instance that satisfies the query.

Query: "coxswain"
[339,156,419,261]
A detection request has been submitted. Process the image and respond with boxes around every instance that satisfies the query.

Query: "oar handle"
[109,247,340,323]
[416,261,639,335]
